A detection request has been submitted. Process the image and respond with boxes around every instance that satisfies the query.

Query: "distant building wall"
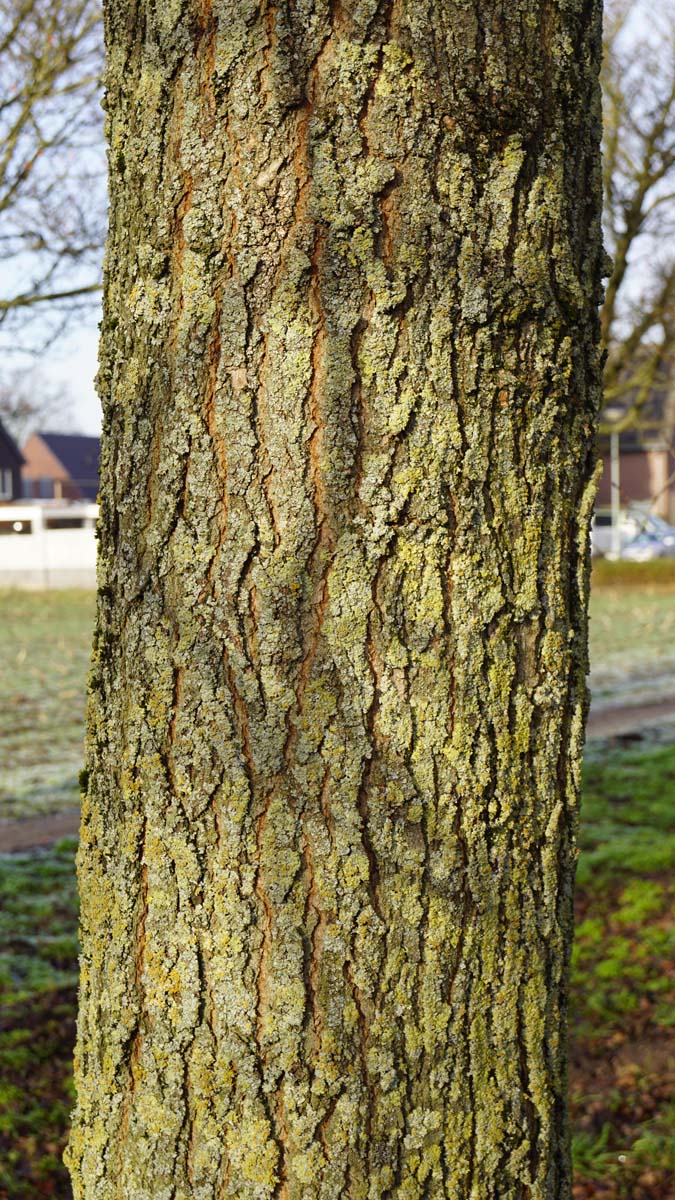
[597,449,672,518]
[648,450,673,520]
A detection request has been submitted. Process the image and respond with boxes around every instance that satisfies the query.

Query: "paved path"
[0,809,80,854]
[3,695,675,854]
[587,694,675,739]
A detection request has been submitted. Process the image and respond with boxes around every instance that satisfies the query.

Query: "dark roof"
[40,433,100,500]
[0,418,24,466]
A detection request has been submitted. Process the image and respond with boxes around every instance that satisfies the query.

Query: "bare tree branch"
[0,0,104,351]
[0,366,74,441]
[600,2,675,434]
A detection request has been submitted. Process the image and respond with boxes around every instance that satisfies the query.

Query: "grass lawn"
[570,741,675,1200]
[0,839,78,1199]
[0,575,674,1196]
[0,591,94,820]
[1,567,675,822]
[590,560,675,699]
[0,745,673,1198]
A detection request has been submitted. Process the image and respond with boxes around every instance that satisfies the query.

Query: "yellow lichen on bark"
[67,2,604,1198]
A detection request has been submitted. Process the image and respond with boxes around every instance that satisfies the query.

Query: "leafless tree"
[0,368,73,443]
[0,0,104,352]
[601,0,675,430]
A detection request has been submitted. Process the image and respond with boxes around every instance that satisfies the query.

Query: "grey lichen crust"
[66,2,604,1198]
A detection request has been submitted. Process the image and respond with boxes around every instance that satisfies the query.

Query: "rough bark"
[66,3,604,1198]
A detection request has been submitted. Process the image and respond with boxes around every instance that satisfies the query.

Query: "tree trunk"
[66,3,604,1197]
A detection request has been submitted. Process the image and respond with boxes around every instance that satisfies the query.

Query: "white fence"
[0,503,97,589]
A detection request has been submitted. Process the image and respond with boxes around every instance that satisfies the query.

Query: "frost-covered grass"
[0,567,673,820]
[590,562,675,699]
[0,591,94,820]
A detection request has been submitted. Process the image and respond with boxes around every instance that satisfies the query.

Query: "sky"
[48,320,102,435]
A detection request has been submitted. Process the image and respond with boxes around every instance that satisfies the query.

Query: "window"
[45,516,86,529]
[0,469,12,500]
[0,520,31,536]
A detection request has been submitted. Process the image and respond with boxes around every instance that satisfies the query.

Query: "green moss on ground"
[0,839,78,1199]
[570,741,675,1199]
[578,743,675,883]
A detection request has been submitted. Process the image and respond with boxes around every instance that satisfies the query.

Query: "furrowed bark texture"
[67,3,604,1198]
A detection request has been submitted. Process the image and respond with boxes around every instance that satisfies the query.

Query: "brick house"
[21,432,101,501]
[596,429,675,521]
[596,381,675,521]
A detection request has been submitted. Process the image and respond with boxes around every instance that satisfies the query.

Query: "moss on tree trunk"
[66,2,604,1197]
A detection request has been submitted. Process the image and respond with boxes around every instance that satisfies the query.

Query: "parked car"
[591,506,675,558]
[626,511,675,549]
[620,531,669,561]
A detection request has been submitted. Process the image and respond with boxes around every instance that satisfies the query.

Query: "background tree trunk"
[66,2,604,1197]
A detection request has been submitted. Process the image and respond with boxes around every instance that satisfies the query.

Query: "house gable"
[21,433,101,501]
[21,433,73,499]
[39,434,101,501]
